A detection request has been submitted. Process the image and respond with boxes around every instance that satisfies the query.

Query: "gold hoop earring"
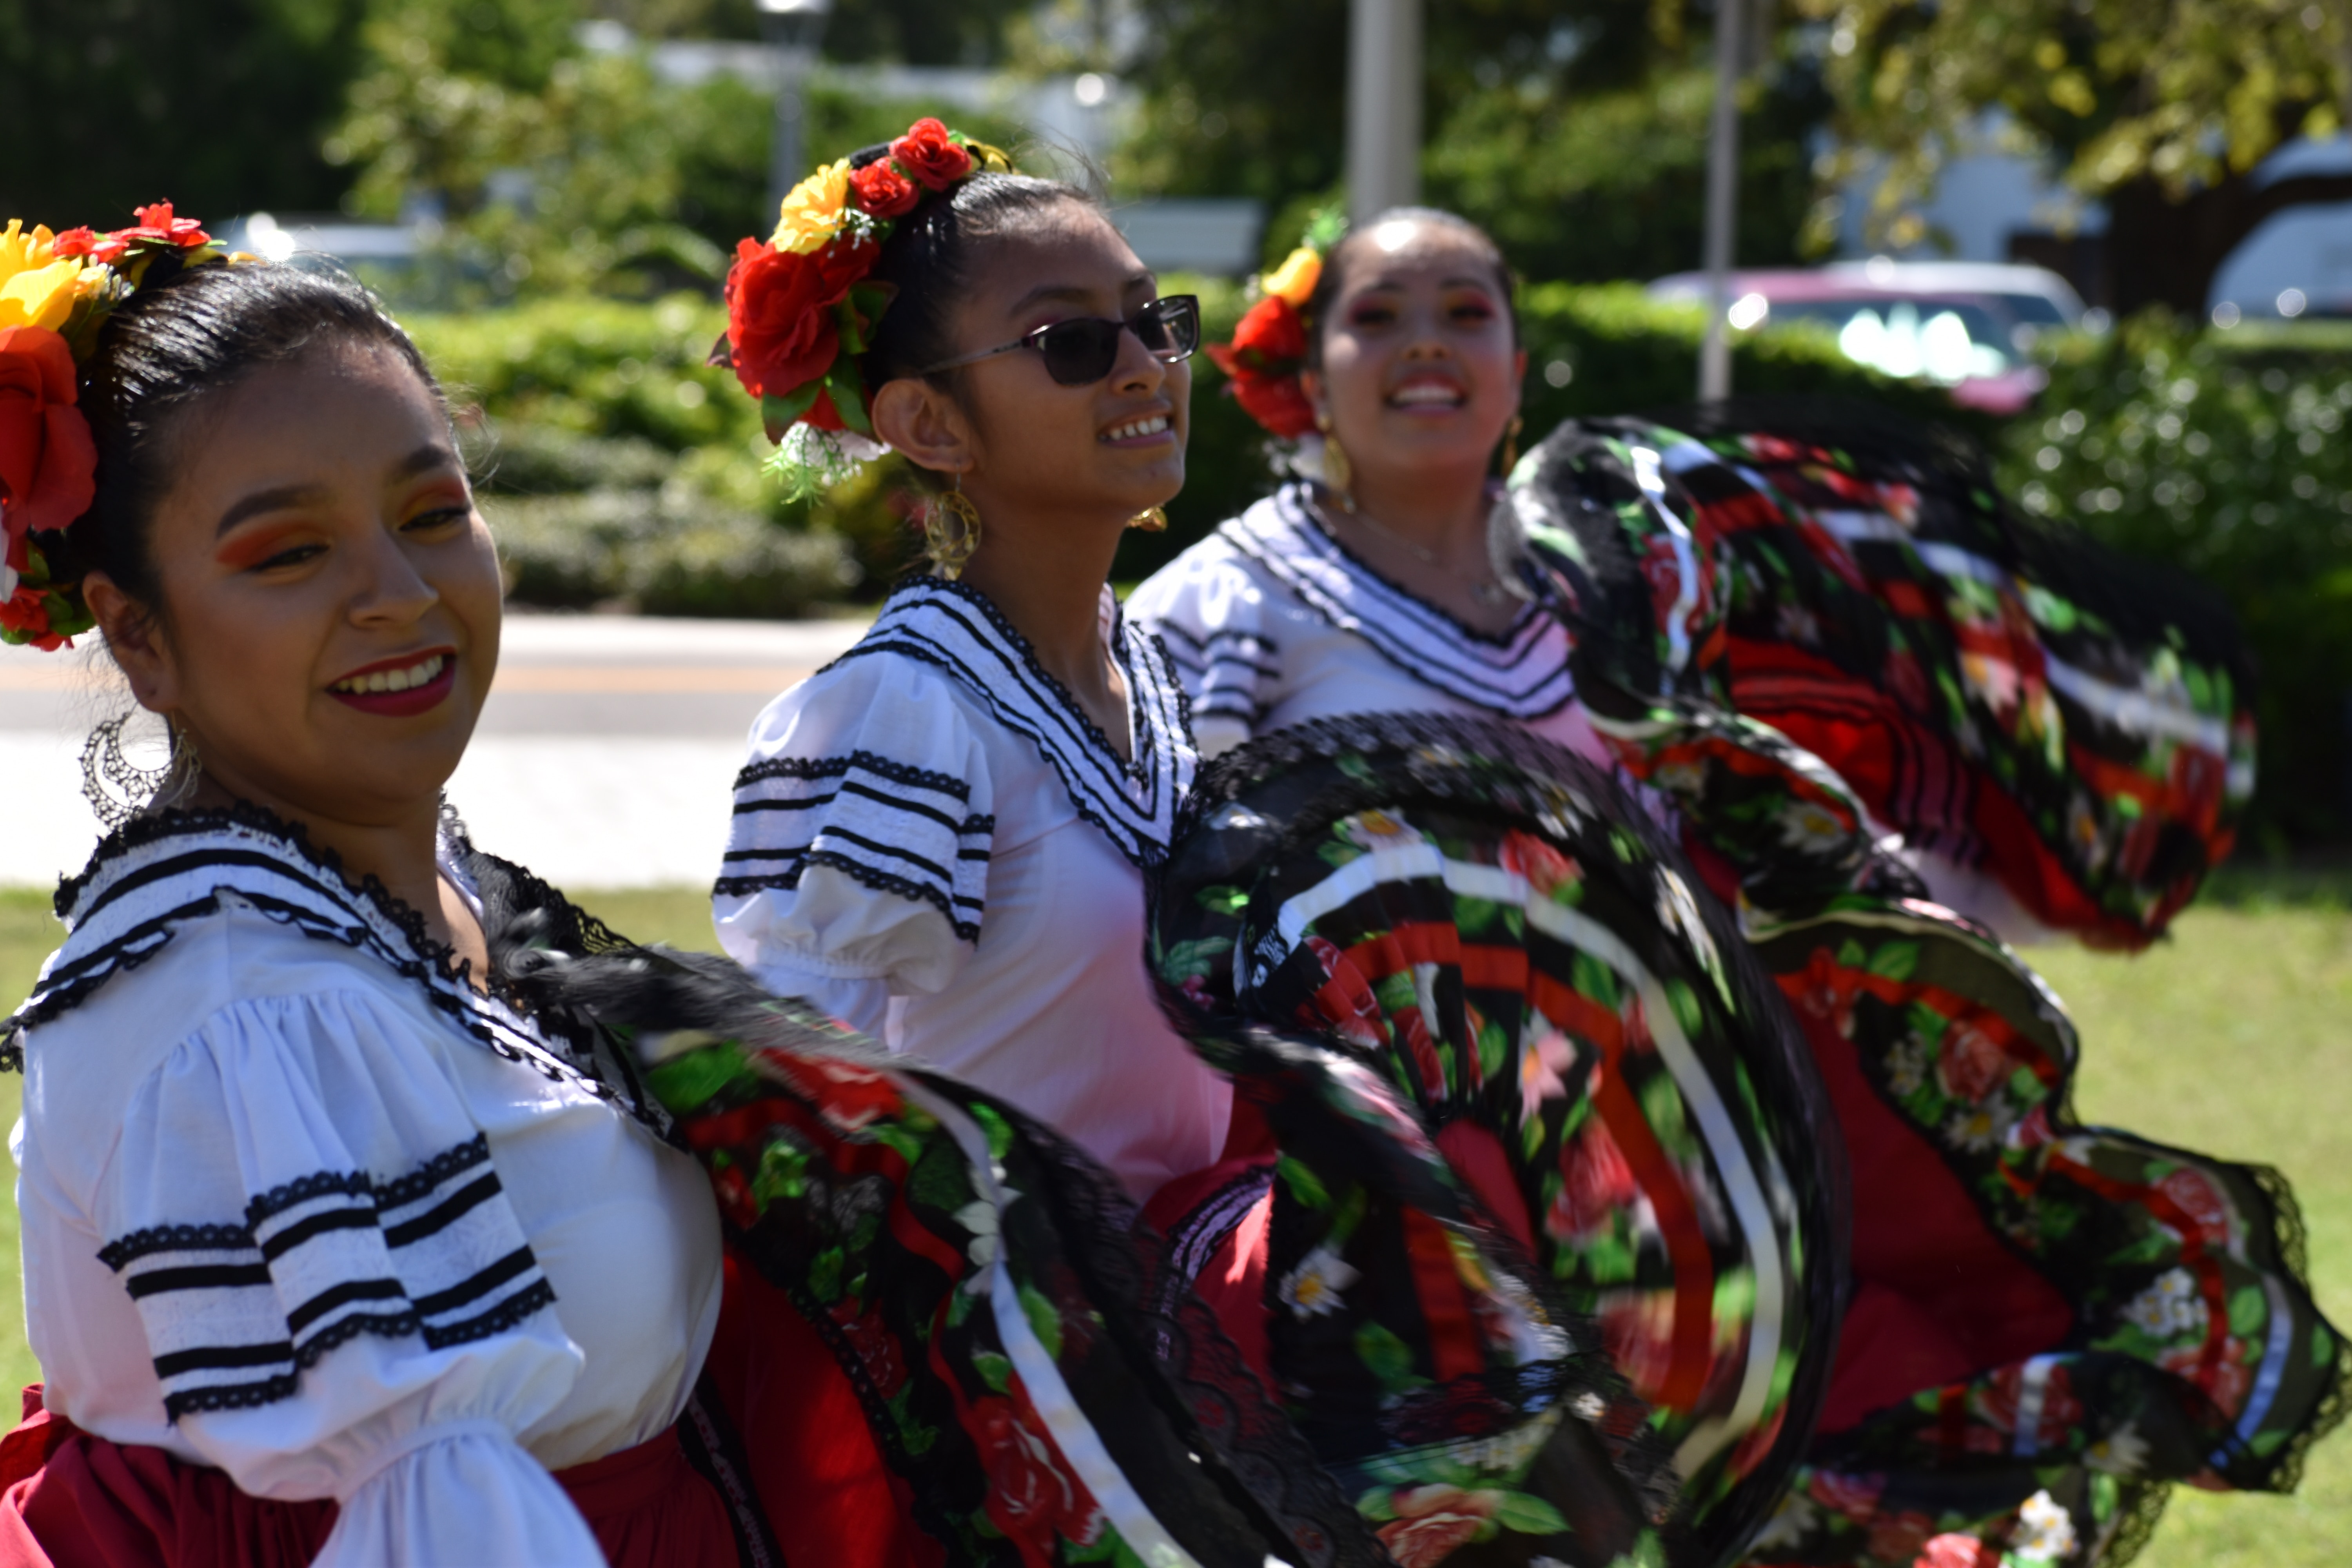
[924,478,982,581]
[1315,412,1356,511]
[1127,506,1168,532]
[1499,414,1524,480]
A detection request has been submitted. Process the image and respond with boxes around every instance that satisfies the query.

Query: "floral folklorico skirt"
[1500,404,2344,1565]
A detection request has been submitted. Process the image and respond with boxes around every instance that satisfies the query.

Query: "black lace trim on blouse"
[1219,483,1579,718]
[714,848,984,943]
[825,576,1196,871]
[3,800,655,1144]
[735,750,975,800]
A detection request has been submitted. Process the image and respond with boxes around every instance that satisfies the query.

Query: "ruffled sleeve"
[1126,536,1278,759]
[96,988,602,1565]
[713,657,995,1023]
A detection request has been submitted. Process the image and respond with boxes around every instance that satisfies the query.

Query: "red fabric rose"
[1806,1468,1885,1522]
[722,234,877,402]
[1375,1485,1503,1568]
[849,160,920,219]
[973,1392,1102,1552]
[1226,294,1307,369]
[833,1307,906,1398]
[0,586,64,650]
[2156,1166,2232,1246]
[0,326,98,541]
[1935,1019,2010,1103]
[1550,1118,1638,1243]
[114,201,211,249]
[1499,830,1581,899]
[1228,370,1317,438]
[47,227,100,260]
[1916,1534,2000,1568]
[889,119,974,192]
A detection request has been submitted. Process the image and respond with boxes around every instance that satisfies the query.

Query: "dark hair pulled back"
[850,155,1096,407]
[1304,206,1519,367]
[69,258,442,612]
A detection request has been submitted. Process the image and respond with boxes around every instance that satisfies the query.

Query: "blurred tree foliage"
[0,0,367,228]
[1797,0,2352,316]
[1111,0,1824,282]
[591,0,1036,62]
[332,0,1022,300]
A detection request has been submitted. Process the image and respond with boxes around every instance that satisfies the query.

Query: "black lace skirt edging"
[1734,894,2349,1566]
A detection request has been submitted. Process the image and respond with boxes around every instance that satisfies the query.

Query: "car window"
[1766,297,2016,382]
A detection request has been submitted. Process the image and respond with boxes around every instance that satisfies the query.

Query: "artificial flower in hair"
[715,117,1008,500]
[0,201,221,646]
[1206,206,1348,443]
[890,119,974,191]
[773,161,853,256]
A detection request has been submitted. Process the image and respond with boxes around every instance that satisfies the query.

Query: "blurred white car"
[1647,263,2088,414]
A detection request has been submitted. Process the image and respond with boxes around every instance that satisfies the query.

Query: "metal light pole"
[758,0,833,223]
[1698,0,1747,402]
[1346,0,1421,225]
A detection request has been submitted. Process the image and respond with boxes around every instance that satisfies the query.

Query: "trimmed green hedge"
[485,490,855,617]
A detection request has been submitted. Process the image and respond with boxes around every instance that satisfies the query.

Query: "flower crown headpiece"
[1,202,224,649]
[712,118,1013,501]
[1205,206,1348,445]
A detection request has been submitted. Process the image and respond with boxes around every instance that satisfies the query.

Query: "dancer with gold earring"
[711,126,1230,1207]
[1136,205,2342,1568]
[1132,207,1579,761]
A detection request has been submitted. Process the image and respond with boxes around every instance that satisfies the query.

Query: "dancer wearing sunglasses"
[707,126,1230,1206]
[694,127,1858,1568]
[1132,207,2343,1564]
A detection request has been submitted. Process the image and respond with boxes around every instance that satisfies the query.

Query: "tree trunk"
[2107,169,2352,320]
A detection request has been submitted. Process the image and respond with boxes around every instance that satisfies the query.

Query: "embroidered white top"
[1127,483,1612,764]
[713,578,1231,1203]
[7,815,723,1567]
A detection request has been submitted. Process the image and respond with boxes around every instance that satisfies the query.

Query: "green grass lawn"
[3,881,2347,1562]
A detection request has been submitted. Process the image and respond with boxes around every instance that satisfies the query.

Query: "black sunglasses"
[918,295,1200,386]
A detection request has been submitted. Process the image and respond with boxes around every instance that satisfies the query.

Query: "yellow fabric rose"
[0,223,83,334]
[1263,245,1322,307]
[771,160,851,256]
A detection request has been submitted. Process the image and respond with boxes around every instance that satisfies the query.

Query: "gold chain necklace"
[1312,492,1512,608]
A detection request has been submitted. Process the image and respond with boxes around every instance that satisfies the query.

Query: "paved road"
[0,613,869,891]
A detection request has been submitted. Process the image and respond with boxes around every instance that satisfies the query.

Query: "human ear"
[85,573,179,715]
[870,377,978,480]
[1509,347,1528,413]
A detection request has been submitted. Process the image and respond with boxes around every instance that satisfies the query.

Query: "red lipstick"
[326,649,457,718]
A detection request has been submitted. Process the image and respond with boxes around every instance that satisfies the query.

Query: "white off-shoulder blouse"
[713,577,1230,1203]
[1125,482,1613,765]
[6,814,722,1566]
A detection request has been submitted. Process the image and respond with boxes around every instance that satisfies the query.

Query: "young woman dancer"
[0,220,742,1565]
[705,144,1852,1564]
[706,132,1231,1207]
[0,209,1424,1568]
[1132,207,2342,1564]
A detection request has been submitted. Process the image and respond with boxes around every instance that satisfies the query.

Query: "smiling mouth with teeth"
[330,653,446,696]
[1390,383,1465,407]
[1103,414,1172,442]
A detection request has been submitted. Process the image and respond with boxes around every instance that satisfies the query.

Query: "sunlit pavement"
[0,612,869,892]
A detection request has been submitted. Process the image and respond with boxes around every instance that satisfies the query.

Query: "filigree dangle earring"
[1127,507,1168,532]
[924,475,982,581]
[1314,411,1356,512]
[1499,414,1524,479]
